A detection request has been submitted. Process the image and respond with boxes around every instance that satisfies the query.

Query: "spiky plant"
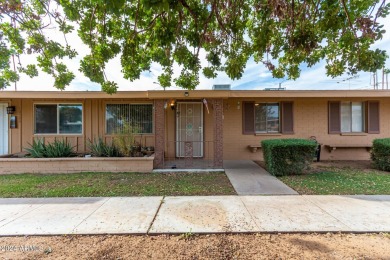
[88,137,121,157]
[25,138,46,158]
[45,139,74,157]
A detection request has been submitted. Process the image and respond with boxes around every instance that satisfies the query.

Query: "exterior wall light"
[184,91,189,97]
[6,106,15,114]
[170,99,176,110]
[237,102,240,110]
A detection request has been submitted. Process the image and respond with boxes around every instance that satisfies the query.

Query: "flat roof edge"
[2,89,390,99]
[0,91,149,99]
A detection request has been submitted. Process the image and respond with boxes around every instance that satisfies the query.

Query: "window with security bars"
[106,104,153,134]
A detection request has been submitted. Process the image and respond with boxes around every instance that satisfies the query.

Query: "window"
[35,104,82,134]
[329,101,380,134]
[255,103,280,133]
[341,102,364,132]
[243,101,293,134]
[106,104,153,134]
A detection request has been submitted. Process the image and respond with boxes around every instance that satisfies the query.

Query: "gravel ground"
[0,233,389,259]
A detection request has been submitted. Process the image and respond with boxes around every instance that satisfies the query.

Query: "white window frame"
[254,102,280,133]
[33,103,83,135]
[105,103,154,135]
[0,103,9,155]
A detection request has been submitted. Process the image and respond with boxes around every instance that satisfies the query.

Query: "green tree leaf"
[0,0,388,92]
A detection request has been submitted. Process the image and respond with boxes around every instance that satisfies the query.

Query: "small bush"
[25,139,75,158]
[112,121,140,157]
[261,138,317,176]
[45,139,74,157]
[88,138,122,157]
[25,139,46,158]
[371,138,390,171]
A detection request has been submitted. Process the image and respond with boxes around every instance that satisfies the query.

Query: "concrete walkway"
[0,195,389,235]
[224,160,298,195]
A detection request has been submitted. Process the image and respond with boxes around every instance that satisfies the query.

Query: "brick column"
[212,99,223,168]
[154,100,165,168]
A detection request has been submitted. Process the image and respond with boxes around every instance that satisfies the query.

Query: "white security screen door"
[0,103,8,155]
[176,102,203,157]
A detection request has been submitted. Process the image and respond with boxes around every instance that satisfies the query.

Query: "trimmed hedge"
[371,138,390,171]
[261,138,317,176]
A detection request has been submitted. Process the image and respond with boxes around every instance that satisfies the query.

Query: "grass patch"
[279,167,390,195]
[0,172,236,197]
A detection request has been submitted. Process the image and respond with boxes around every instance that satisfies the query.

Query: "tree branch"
[339,0,360,55]
[178,0,197,21]
[373,0,386,28]
[197,0,217,56]
[340,0,357,37]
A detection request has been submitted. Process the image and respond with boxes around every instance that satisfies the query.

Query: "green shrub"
[371,138,390,171]
[261,138,317,176]
[88,137,122,157]
[25,139,75,158]
[112,121,140,157]
[45,139,74,157]
[25,138,46,158]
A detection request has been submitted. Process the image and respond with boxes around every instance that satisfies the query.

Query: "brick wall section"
[154,100,165,168]
[0,156,154,174]
[223,97,390,161]
[212,99,224,167]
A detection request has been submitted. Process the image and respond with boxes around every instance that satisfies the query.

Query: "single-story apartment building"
[0,89,388,169]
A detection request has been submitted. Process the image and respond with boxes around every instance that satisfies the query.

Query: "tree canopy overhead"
[0,0,389,93]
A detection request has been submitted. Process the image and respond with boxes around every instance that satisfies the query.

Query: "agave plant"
[45,139,74,157]
[25,139,75,158]
[88,137,121,157]
[103,144,122,157]
[25,138,46,158]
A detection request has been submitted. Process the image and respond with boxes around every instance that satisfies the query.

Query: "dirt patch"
[166,200,228,227]
[0,233,389,259]
[310,160,373,170]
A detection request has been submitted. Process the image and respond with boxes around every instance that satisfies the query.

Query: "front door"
[0,103,8,155]
[176,102,203,157]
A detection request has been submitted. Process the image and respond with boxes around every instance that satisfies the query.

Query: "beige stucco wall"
[223,97,390,161]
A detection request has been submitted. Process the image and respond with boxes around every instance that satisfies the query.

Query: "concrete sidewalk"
[224,160,298,195]
[0,195,389,235]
